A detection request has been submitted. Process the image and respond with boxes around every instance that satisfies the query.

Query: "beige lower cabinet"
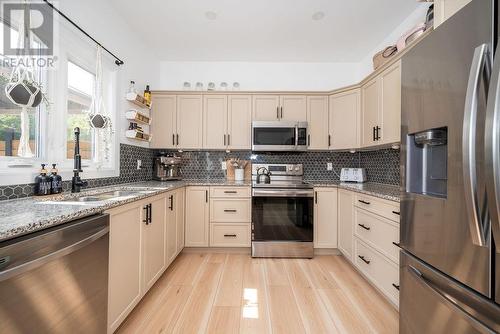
[106,201,144,333]
[185,186,210,247]
[337,189,354,260]
[165,187,186,265]
[210,223,251,247]
[142,195,167,292]
[313,187,338,248]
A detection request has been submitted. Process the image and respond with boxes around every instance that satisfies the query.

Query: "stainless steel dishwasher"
[0,214,109,334]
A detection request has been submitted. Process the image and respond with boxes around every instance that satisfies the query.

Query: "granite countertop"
[0,178,397,242]
[306,180,401,202]
[0,179,250,242]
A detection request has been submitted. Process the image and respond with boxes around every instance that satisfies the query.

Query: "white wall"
[358,4,430,79]
[159,61,360,91]
[60,0,160,148]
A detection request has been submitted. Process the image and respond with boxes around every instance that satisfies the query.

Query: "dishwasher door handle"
[0,216,109,282]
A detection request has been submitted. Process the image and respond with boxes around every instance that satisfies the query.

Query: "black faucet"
[71,127,88,193]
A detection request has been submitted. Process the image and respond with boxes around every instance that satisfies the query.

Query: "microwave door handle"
[486,43,500,252]
[463,44,490,247]
[295,125,299,148]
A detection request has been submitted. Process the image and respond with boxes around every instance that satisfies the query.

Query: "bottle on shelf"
[143,85,151,107]
[128,81,136,94]
[49,164,63,194]
[34,164,51,196]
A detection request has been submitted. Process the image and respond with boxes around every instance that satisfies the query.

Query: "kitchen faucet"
[71,127,88,193]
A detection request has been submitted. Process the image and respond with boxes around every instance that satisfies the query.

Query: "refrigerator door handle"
[485,43,500,252]
[408,266,496,334]
[463,44,491,247]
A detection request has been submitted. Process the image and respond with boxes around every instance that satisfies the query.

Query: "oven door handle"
[252,189,314,198]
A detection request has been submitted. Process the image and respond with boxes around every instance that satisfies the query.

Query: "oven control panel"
[252,164,303,176]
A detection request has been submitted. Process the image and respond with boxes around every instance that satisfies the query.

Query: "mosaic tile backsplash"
[0,145,400,201]
[154,148,400,185]
[0,144,154,201]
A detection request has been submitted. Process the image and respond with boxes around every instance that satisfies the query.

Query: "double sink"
[44,188,159,205]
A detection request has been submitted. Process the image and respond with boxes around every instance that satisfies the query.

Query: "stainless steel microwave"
[252,121,308,151]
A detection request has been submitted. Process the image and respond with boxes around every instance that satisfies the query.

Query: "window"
[0,22,43,158]
[66,61,95,160]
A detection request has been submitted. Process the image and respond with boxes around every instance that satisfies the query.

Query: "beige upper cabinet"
[252,95,280,121]
[185,186,210,247]
[107,202,143,333]
[228,95,252,149]
[361,77,380,147]
[150,95,176,149]
[338,189,354,261]
[142,195,167,292]
[280,95,307,121]
[203,95,228,149]
[434,0,472,27]
[379,61,401,145]
[329,89,360,150]
[314,188,338,248]
[177,95,203,149]
[307,96,329,150]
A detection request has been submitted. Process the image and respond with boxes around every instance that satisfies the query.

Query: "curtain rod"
[42,0,124,66]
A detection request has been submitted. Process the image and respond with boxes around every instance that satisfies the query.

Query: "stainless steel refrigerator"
[400,0,500,332]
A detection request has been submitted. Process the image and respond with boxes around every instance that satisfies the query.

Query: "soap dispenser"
[34,164,51,196]
[49,164,63,194]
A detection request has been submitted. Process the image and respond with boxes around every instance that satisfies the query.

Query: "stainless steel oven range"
[251,163,314,258]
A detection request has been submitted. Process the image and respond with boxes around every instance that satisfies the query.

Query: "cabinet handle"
[393,241,401,248]
[392,283,400,291]
[169,195,174,211]
[176,134,179,146]
[358,223,371,231]
[143,205,149,224]
[280,106,283,119]
[224,134,226,146]
[358,199,371,205]
[224,191,237,194]
[172,134,175,146]
[372,126,376,141]
[224,209,237,213]
[227,134,230,146]
[149,204,152,224]
[376,126,381,140]
[328,134,331,147]
[224,234,237,238]
[276,106,280,119]
[358,255,370,264]
[205,190,208,203]
[315,191,318,204]
[392,210,400,215]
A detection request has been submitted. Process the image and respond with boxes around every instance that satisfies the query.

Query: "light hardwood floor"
[117,253,398,334]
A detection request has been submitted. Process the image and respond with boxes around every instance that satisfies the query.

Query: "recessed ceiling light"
[312,11,325,21]
[205,11,217,20]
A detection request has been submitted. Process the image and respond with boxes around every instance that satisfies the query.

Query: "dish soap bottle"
[49,164,63,194]
[34,164,51,196]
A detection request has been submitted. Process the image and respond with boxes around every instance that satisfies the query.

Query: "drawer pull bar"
[224,191,238,194]
[358,200,371,205]
[224,209,237,213]
[392,283,400,291]
[358,223,371,231]
[392,210,400,215]
[358,255,371,264]
[224,234,237,238]
[392,242,401,248]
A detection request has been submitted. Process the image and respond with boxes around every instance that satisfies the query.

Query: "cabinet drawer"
[210,223,251,247]
[210,198,251,222]
[210,186,251,198]
[354,238,399,306]
[354,208,399,263]
[354,194,400,222]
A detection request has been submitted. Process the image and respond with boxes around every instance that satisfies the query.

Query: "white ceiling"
[109,0,421,62]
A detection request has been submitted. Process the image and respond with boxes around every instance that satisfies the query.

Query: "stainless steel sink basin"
[54,189,156,204]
